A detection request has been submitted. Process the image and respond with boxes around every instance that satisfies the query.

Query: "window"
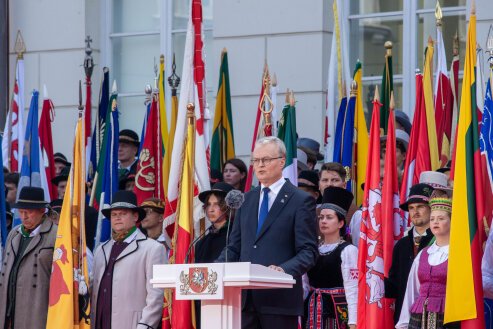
[348,0,466,119]
[103,0,214,132]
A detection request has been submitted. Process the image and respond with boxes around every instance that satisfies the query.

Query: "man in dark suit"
[217,136,318,329]
[384,183,434,324]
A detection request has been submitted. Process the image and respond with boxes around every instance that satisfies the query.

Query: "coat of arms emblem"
[180,267,218,295]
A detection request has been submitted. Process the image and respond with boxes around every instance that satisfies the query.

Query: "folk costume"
[396,197,459,329]
[0,187,57,329]
[305,187,358,329]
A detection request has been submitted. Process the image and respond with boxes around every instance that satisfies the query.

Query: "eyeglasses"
[250,157,283,166]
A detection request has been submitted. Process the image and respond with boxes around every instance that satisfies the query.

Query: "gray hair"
[253,136,286,157]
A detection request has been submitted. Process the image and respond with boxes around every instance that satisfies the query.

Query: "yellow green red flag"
[353,61,368,206]
[444,11,485,328]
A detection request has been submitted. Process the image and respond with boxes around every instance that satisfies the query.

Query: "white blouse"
[303,242,359,325]
[395,242,449,329]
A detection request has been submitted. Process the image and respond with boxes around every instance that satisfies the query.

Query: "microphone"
[224,190,244,262]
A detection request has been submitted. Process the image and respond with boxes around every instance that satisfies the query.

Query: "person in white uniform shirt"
[304,186,358,329]
[396,197,459,329]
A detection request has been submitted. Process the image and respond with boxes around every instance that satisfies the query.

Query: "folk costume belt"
[308,287,348,329]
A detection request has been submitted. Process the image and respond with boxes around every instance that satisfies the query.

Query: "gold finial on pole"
[471,0,476,15]
[350,80,358,97]
[272,73,277,87]
[373,85,380,102]
[289,90,295,107]
[435,1,443,27]
[390,91,395,110]
[384,41,393,56]
[14,30,26,59]
[285,88,290,104]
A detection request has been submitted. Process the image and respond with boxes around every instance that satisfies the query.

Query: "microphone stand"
[225,209,234,262]
[184,225,210,264]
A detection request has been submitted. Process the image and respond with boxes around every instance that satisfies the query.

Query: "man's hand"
[349,325,356,329]
[268,265,284,273]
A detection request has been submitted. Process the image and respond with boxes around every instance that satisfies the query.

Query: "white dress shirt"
[258,177,286,218]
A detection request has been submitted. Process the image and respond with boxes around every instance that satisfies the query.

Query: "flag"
[171,106,196,329]
[163,0,210,239]
[400,74,435,220]
[244,67,269,192]
[354,61,369,206]
[93,85,119,246]
[84,59,93,172]
[138,101,151,154]
[134,92,164,205]
[423,37,440,171]
[211,50,235,173]
[357,86,394,329]
[88,68,110,181]
[39,85,57,200]
[325,0,351,161]
[480,77,493,229]
[380,44,393,134]
[277,91,298,184]
[2,59,25,172]
[449,35,460,179]
[444,11,486,327]
[46,114,90,329]
[332,96,348,163]
[270,73,279,136]
[14,91,51,226]
[162,74,179,201]
[434,26,454,167]
[159,55,169,151]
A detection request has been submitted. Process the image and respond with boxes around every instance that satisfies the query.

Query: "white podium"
[151,262,295,329]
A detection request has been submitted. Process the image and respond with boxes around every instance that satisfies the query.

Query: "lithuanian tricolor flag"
[444,10,485,327]
[211,49,235,173]
[353,61,368,206]
[46,115,90,328]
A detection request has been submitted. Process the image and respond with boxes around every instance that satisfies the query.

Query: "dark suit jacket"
[384,228,434,324]
[217,180,318,316]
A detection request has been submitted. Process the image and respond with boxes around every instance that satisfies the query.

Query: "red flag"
[400,74,432,225]
[39,87,57,199]
[244,67,270,192]
[134,93,164,205]
[357,87,394,329]
[449,42,460,181]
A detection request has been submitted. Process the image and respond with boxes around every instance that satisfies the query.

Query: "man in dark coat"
[385,183,435,324]
[218,136,318,329]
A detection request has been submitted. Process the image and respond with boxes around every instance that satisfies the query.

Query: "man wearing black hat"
[297,137,324,170]
[297,170,321,202]
[385,183,434,324]
[118,129,140,176]
[51,166,70,199]
[91,190,166,329]
[0,187,57,329]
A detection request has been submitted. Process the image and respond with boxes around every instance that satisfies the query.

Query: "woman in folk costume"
[396,197,459,329]
[305,186,358,329]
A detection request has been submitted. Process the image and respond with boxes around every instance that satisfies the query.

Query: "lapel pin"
[280,199,285,203]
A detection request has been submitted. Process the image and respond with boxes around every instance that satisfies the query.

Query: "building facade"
[7,0,493,159]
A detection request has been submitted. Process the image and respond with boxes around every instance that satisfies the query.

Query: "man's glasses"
[250,157,283,166]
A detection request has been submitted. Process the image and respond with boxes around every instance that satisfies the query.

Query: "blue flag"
[94,92,119,246]
[332,97,348,163]
[139,101,151,154]
[480,78,493,205]
[14,91,50,226]
[89,69,110,181]
[341,94,356,193]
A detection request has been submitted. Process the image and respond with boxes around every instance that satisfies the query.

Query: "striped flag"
[2,58,25,172]
[46,112,90,329]
[211,50,235,173]
[332,96,348,163]
[354,61,369,206]
[444,11,486,327]
[380,44,393,134]
[277,91,298,184]
[93,84,119,246]
[357,86,394,329]
[434,25,454,167]
[14,91,51,226]
[423,37,440,171]
[39,85,57,200]
[480,76,493,229]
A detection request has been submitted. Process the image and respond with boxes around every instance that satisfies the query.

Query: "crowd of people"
[0,121,492,329]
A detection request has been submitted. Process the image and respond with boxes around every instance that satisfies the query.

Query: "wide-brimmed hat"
[119,129,140,147]
[400,183,434,211]
[297,137,324,161]
[13,186,49,209]
[101,190,146,221]
[320,186,354,218]
[140,197,165,214]
[198,182,234,203]
[51,166,71,185]
[297,149,309,171]
[298,170,320,191]
[395,110,412,135]
[54,152,71,166]
[419,171,452,195]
